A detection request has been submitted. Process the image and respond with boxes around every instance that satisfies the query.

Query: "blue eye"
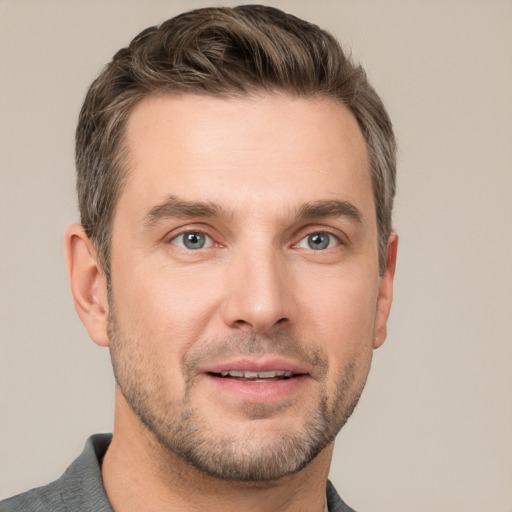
[297,232,338,250]
[171,232,212,250]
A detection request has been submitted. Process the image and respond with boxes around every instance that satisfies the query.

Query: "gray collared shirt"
[1,434,357,512]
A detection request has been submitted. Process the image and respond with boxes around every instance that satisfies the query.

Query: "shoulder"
[0,434,113,512]
[326,480,359,512]
[0,479,66,512]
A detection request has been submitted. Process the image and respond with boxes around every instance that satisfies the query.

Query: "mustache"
[182,331,329,381]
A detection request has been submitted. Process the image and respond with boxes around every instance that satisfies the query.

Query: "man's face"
[106,94,393,481]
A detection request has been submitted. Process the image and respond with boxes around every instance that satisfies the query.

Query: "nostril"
[232,319,253,329]
[231,317,288,331]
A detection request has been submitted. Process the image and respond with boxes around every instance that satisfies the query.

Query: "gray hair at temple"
[75,4,396,277]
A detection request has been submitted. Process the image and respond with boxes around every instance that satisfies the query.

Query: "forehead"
[118,93,373,224]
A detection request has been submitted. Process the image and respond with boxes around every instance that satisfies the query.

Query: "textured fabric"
[1,434,357,512]
[326,480,358,512]
[0,434,113,512]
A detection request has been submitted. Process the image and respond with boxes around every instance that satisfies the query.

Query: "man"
[1,5,397,512]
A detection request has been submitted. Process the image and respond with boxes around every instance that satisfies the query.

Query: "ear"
[373,233,398,349]
[64,223,110,347]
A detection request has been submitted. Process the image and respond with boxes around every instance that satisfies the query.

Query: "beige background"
[1,1,511,510]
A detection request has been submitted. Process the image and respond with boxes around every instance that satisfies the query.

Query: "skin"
[65,93,397,512]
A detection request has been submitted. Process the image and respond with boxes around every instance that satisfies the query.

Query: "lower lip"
[204,374,310,402]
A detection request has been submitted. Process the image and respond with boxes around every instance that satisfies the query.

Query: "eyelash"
[169,231,216,250]
[168,228,343,252]
[294,231,341,251]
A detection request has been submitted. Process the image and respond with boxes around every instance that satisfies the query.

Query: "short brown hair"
[76,5,396,276]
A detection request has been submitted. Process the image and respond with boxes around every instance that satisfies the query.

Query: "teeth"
[219,370,293,378]
[221,370,244,377]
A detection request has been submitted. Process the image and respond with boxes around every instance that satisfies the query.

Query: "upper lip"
[201,357,310,376]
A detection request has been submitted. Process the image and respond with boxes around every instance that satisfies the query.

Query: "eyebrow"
[295,199,364,224]
[143,195,232,228]
[143,196,363,229]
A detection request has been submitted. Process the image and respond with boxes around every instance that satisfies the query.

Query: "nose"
[221,245,295,333]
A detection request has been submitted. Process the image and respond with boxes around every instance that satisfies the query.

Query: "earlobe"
[64,223,110,347]
[373,233,398,349]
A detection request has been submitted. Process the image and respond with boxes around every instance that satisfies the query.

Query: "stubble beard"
[107,313,370,482]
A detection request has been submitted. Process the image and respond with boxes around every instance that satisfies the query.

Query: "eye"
[297,232,339,251]
[171,231,213,250]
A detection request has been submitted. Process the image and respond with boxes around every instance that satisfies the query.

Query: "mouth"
[200,359,311,403]
[207,369,296,383]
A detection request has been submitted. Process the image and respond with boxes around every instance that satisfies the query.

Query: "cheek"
[111,263,224,350]
[299,268,379,367]
[309,277,377,407]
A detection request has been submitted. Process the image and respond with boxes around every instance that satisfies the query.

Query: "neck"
[102,391,333,512]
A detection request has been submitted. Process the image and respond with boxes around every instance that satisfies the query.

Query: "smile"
[202,362,311,403]
[211,370,294,382]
